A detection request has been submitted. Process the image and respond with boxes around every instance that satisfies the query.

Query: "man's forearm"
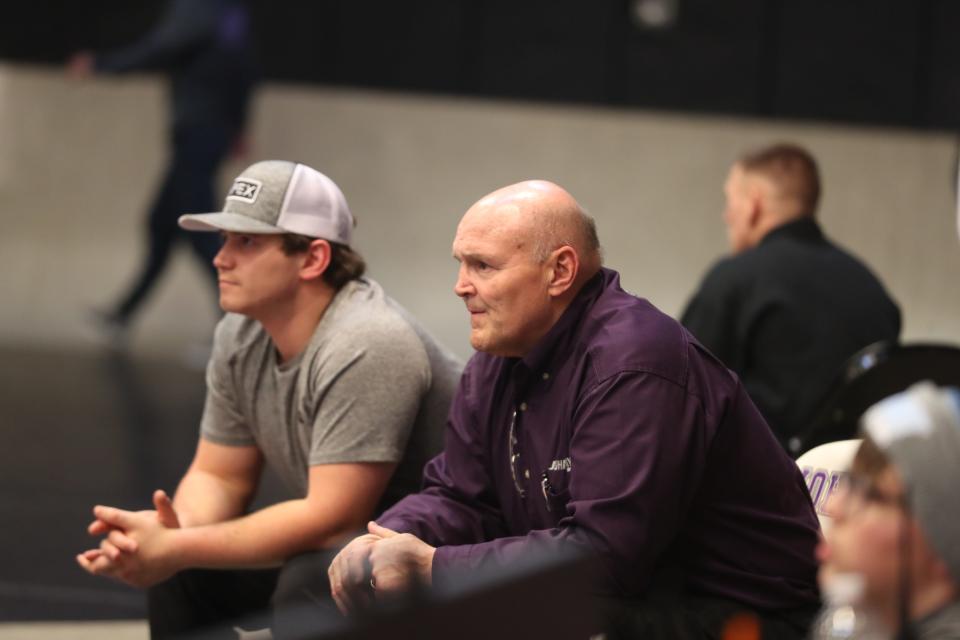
[166,457,393,572]
[172,498,356,570]
[172,468,254,528]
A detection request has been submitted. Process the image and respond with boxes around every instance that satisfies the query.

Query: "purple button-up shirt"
[380,268,820,610]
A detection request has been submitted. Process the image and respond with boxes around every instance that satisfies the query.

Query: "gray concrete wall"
[2,62,958,362]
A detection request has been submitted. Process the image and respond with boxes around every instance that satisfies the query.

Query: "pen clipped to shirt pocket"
[540,470,571,514]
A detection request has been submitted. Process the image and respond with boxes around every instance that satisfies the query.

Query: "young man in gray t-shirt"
[76,160,462,637]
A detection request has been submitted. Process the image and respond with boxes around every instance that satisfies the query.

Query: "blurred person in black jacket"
[68,0,256,343]
[681,143,901,454]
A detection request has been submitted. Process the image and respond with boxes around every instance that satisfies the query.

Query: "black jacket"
[681,217,901,450]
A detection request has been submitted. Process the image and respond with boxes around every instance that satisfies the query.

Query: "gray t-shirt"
[200,278,463,506]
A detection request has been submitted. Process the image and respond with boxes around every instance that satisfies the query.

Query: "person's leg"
[271,550,347,640]
[109,158,181,324]
[110,124,230,325]
[147,568,279,640]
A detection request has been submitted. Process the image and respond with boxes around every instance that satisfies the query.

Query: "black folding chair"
[790,341,960,456]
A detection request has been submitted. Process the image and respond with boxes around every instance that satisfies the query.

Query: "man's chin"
[469,332,499,355]
[218,298,243,314]
[471,336,522,358]
[469,334,487,353]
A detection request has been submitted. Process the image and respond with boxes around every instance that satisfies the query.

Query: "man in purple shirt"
[328,180,821,638]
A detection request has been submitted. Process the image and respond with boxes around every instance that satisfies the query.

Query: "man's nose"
[213,242,230,270]
[453,266,473,298]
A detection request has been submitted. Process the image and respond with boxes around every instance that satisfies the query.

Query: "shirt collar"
[761,216,824,245]
[514,268,611,383]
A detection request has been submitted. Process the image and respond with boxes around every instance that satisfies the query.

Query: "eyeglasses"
[508,409,525,498]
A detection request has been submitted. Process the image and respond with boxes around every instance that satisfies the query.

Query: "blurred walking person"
[68,0,257,343]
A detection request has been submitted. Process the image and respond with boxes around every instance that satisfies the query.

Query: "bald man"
[328,181,821,638]
[682,143,901,452]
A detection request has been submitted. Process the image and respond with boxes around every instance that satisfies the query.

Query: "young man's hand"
[76,490,183,588]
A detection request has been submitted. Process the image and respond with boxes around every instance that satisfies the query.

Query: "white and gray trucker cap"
[178,160,354,246]
[861,382,960,583]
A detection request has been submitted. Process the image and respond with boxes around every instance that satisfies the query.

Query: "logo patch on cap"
[227,178,262,204]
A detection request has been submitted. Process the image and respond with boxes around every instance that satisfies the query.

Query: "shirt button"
[519,402,528,411]
[524,469,530,479]
[542,372,550,380]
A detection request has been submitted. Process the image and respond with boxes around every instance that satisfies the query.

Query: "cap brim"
[178,212,284,234]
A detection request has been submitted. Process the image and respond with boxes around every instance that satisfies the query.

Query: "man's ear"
[746,186,765,230]
[746,174,775,231]
[546,246,579,297]
[300,239,332,281]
